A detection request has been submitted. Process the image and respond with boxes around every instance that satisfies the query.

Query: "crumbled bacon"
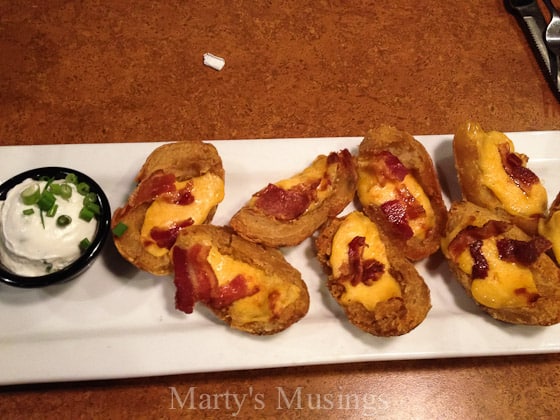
[149,219,194,249]
[380,200,414,240]
[253,182,318,220]
[172,245,259,314]
[372,151,409,183]
[447,220,510,258]
[346,236,385,286]
[469,240,489,279]
[498,143,540,192]
[497,236,551,266]
[129,171,177,207]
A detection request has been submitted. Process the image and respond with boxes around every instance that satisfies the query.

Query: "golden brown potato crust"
[111,141,224,275]
[443,200,560,326]
[230,149,357,247]
[172,225,310,335]
[315,215,431,336]
[357,125,448,261]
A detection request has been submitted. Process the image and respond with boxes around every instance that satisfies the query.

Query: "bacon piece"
[497,236,551,266]
[253,182,318,221]
[129,171,177,207]
[373,151,409,183]
[149,219,194,249]
[447,220,510,259]
[498,143,540,192]
[380,200,414,240]
[347,236,385,286]
[469,240,489,279]
[212,274,260,309]
[172,245,259,314]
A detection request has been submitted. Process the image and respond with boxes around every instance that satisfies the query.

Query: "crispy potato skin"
[442,200,560,326]
[315,215,431,336]
[111,141,224,275]
[357,125,448,261]
[172,225,310,335]
[230,149,357,247]
[453,121,545,235]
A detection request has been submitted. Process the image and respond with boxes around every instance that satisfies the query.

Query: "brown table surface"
[1,0,560,418]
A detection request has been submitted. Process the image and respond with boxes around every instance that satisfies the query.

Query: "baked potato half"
[171,225,310,335]
[453,121,547,235]
[315,210,431,336]
[230,149,357,247]
[441,200,560,326]
[356,125,447,261]
[111,141,225,275]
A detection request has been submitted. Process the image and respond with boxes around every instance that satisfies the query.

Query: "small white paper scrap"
[203,53,225,71]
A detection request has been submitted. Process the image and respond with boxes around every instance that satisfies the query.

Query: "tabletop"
[1,1,560,418]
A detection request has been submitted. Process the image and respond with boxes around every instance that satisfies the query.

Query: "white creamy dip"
[0,178,98,276]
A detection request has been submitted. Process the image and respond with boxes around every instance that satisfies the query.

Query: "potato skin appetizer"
[230,149,357,247]
[538,191,560,264]
[315,211,431,336]
[453,121,547,235]
[441,200,560,326]
[356,125,447,261]
[171,225,310,335]
[111,141,225,275]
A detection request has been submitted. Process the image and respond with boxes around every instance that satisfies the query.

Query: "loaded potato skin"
[356,125,447,261]
[315,210,431,336]
[453,121,547,235]
[111,141,225,275]
[229,149,357,247]
[171,225,310,335]
[441,200,560,326]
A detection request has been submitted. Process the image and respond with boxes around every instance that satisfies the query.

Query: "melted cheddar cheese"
[356,166,435,240]
[330,211,401,311]
[206,246,301,324]
[442,224,539,309]
[471,125,547,218]
[271,154,336,211]
[141,173,224,256]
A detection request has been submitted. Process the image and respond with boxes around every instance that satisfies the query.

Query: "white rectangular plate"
[1,132,560,385]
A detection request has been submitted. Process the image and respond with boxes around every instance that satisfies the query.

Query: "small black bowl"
[0,167,111,288]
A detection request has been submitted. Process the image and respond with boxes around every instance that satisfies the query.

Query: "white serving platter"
[1,131,560,385]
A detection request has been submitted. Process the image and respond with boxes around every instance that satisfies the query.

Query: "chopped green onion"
[112,222,128,237]
[79,207,95,222]
[65,173,78,184]
[83,192,98,206]
[77,182,90,196]
[46,203,58,217]
[48,183,62,195]
[84,202,101,216]
[59,183,72,199]
[23,208,35,215]
[56,215,72,227]
[37,190,56,212]
[20,183,41,205]
[79,237,91,252]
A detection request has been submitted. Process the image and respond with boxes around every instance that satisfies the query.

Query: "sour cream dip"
[0,178,98,276]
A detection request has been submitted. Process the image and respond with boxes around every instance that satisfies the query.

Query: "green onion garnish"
[79,207,95,222]
[77,182,90,196]
[83,192,97,206]
[59,183,72,199]
[65,173,78,184]
[48,183,62,195]
[23,208,35,215]
[112,222,128,237]
[56,215,72,227]
[79,237,91,252]
[46,203,58,217]
[37,190,56,212]
[20,183,41,205]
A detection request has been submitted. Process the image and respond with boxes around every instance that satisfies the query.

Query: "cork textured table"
[1,1,560,418]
